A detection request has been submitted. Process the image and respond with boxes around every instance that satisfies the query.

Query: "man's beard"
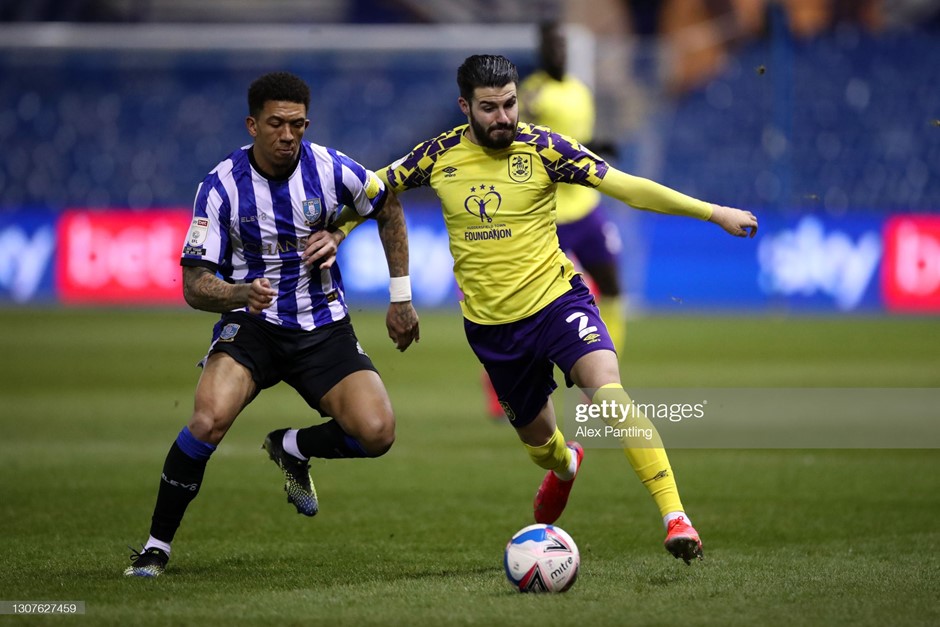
[470,115,517,150]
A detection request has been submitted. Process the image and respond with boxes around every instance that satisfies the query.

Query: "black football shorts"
[202,311,378,413]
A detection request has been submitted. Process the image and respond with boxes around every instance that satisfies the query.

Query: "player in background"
[124,72,419,578]
[476,21,628,419]
[519,21,626,351]
[334,54,756,564]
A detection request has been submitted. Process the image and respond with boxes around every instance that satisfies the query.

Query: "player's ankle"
[663,511,690,529]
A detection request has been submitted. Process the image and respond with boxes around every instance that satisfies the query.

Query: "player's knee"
[354,414,396,457]
[187,412,228,446]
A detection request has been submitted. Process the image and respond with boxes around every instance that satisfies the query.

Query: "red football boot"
[533,442,584,524]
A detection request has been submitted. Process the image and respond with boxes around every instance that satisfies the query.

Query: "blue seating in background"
[0,48,496,210]
[0,29,937,214]
[655,29,940,213]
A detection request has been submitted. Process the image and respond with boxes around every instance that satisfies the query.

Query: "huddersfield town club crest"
[508,153,532,182]
[302,198,323,226]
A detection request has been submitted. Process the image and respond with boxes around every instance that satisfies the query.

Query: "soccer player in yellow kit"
[335,54,757,563]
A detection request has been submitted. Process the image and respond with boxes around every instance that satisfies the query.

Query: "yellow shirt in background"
[519,70,601,224]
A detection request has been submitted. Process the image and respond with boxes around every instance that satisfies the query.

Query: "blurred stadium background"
[1,0,939,314]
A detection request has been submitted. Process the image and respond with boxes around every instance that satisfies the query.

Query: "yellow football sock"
[598,296,626,352]
[593,383,684,517]
[523,427,572,474]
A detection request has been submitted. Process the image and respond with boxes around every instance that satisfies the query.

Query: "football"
[503,524,580,593]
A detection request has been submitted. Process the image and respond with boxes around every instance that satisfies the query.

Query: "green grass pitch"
[0,309,938,626]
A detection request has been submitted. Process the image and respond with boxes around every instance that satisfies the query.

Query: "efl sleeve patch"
[188,217,209,246]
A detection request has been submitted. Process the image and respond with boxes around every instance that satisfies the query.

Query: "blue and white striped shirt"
[181,142,386,330]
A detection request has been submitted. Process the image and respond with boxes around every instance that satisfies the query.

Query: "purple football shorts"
[556,206,621,268]
[464,276,616,427]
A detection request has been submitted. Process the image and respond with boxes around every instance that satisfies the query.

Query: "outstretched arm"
[374,189,420,352]
[596,168,758,237]
[182,266,276,314]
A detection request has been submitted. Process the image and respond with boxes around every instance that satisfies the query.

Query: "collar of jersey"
[460,126,519,155]
[248,146,300,182]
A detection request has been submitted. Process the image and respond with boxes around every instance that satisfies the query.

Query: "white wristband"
[389,275,412,303]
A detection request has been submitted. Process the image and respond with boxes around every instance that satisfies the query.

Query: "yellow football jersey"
[519,70,600,224]
[381,122,608,324]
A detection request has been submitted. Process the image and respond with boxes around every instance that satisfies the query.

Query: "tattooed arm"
[182,266,276,315]
[374,189,420,352]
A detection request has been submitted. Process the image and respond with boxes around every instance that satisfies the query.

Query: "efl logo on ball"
[503,524,580,593]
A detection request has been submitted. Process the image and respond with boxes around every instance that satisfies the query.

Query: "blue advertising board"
[634,211,884,312]
[0,205,925,314]
[0,210,57,304]
[337,203,890,313]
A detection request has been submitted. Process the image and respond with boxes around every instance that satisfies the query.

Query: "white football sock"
[663,511,690,530]
[283,429,306,460]
[553,446,579,481]
[145,536,172,555]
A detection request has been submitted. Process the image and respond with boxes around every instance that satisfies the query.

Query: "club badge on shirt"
[302,198,323,226]
[508,153,532,182]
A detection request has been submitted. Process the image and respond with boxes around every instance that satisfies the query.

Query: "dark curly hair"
[247,72,311,117]
[456,55,519,102]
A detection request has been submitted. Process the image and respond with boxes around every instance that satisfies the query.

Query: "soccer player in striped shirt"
[125,72,419,577]
[336,55,757,564]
